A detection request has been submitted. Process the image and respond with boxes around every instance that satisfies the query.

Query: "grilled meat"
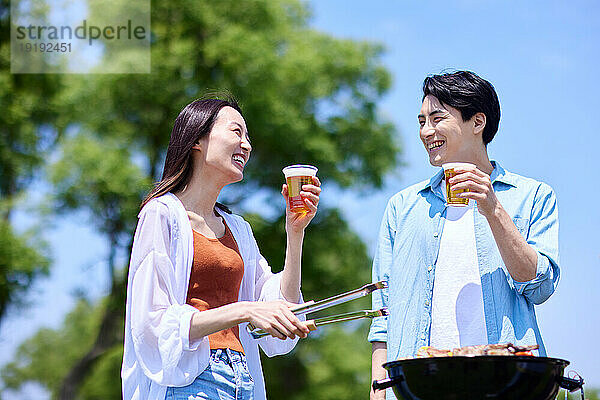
[416,343,539,358]
[417,346,453,358]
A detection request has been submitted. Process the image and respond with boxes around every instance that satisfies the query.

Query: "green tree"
[46,133,149,399]
[2,299,102,398]
[2,0,400,398]
[0,0,65,321]
[0,220,50,319]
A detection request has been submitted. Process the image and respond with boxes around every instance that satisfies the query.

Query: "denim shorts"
[165,349,254,400]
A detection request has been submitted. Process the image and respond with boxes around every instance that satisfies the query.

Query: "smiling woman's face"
[418,95,482,167]
[198,106,252,183]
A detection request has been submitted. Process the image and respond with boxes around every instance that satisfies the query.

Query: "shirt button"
[427,265,433,272]
[433,232,439,237]
[425,300,430,306]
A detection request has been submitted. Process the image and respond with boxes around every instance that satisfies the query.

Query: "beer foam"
[282,164,318,178]
[442,162,476,171]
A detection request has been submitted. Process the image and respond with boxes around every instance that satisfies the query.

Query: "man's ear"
[473,112,486,135]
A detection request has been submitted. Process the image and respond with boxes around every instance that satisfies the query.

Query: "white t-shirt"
[430,180,487,350]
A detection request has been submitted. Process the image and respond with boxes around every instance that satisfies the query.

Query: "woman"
[121,97,321,400]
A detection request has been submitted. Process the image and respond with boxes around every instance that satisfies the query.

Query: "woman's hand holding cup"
[281,164,321,233]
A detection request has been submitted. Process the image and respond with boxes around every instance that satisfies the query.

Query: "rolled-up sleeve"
[513,183,560,305]
[368,200,395,343]
[128,204,209,386]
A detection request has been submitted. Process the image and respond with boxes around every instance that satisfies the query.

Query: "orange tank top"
[186,220,245,353]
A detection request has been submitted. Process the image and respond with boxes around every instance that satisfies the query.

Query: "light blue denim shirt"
[368,161,560,362]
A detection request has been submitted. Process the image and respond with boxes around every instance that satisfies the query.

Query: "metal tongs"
[247,281,388,339]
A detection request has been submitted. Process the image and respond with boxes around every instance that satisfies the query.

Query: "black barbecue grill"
[372,355,584,400]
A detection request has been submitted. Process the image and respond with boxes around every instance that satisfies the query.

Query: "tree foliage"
[261,324,372,400]
[246,208,371,304]
[48,133,150,281]
[1,299,102,398]
[0,0,61,322]
[0,219,50,320]
[63,0,398,187]
[0,0,66,200]
[2,0,401,398]
[49,134,149,238]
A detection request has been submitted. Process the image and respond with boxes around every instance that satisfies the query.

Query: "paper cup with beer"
[282,164,318,213]
[442,162,475,206]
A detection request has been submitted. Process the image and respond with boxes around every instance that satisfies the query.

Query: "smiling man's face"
[418,95,483,167]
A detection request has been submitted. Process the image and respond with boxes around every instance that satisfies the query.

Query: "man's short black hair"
[422,70,501,145]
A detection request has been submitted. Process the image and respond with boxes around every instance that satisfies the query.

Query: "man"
[369,71,559,399]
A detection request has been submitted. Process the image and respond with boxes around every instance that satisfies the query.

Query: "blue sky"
[1,0,599,397]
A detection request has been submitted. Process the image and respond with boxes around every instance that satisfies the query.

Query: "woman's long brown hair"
[140,96,242,212]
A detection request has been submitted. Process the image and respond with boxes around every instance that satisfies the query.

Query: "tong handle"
[290,300,315,313]
[290,281,387,316]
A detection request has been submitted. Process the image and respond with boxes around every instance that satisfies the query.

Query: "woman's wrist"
[236,301,252,324]
[286,228,305,245]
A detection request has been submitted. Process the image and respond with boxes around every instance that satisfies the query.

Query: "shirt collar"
[489,161,517,187]
[419,160,516,194]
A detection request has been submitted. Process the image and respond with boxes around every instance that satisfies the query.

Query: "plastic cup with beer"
[442,162,476,206]
[282,164,318,213]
